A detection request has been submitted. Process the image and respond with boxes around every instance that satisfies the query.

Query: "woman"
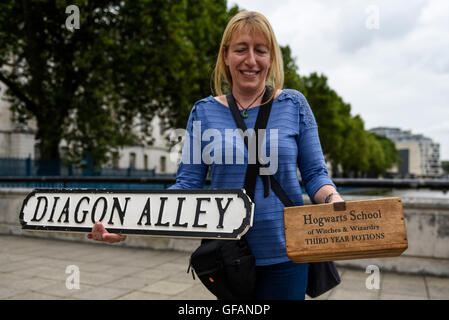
[88,10,343,300]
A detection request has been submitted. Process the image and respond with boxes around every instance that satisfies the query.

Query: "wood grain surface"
[284,197,408,263]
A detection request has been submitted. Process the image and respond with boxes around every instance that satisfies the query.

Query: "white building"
[369,127,442,177]
[0,83,36,159]
[110,116,180,175]
[0,82,179,175]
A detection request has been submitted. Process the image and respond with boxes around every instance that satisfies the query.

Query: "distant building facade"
[110,117,179,175]
[0,83,179,175]
[0,83,36,159]
[369,127,442,177]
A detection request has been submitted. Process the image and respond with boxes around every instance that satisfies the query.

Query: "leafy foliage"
[0,0,232,167]
[442,161,449,175]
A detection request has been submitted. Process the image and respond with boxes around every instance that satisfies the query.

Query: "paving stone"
[78,271,120,286]
[0,260,36,273]
[6,290,63,300]
[98,265,146,277]
[170,283,216,300]
[34,281,85,298]
[141,280,195,296]
[0,286,27,299]
[0,253,32,263]
[153,261,190,275]
[379,293,428,300]
[0,272,24,288]
[11,265,68,281]
[381,272,428,298]
[49,260,116,273]
[425,276,449,299]
[103,275,160,291]
[328,288,380,300]
[2,275,59,292]
[133,267,179,281]
[71,286,132,300]
[117,290,171,300]
[168,269,198,284]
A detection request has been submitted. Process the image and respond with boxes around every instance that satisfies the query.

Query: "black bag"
[188,238,256,300]
[306,260,341,298]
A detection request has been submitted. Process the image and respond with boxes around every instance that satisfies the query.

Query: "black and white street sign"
[20,189,254,240]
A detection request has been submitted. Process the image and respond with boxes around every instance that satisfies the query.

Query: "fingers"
[92,222,104,241]
[95,221,108,233]
[87,221,126,243]
[102,233,127,243]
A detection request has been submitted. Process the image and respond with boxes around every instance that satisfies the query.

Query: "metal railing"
[332,178,449,190]
[0,176,448,191]
[0,157,157,177]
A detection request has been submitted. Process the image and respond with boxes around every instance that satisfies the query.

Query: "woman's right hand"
[87,221,127,243]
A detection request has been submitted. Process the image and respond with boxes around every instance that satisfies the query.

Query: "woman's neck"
[232,85,266,109]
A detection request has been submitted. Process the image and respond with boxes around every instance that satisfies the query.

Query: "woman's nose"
[245,49,257,66]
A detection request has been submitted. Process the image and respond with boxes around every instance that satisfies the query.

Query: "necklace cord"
[233,87,266,111]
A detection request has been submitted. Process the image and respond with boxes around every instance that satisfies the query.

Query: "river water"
[338,188,449,202]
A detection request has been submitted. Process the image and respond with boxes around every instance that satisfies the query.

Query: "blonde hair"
[213,11,284,101]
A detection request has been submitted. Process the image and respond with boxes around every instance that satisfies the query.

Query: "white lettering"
[365,264,380,290]
[65,265,80,290]
[65,5,80,32]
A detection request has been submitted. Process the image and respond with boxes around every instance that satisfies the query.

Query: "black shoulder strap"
[226,87,294,207]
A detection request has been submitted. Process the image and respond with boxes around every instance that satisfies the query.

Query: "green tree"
[0,0,233,171]
[300,73,348,168]
[370,133,400,177]
[281,45,304,91]
[441,161,449,175]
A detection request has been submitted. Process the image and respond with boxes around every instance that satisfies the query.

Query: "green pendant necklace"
[234,88,266,119]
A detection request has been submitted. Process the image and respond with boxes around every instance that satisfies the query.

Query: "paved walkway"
[1,234,448,300]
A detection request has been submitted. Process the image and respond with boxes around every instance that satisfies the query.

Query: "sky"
[230,0,449,160]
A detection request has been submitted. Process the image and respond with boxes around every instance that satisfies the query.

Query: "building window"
[160,156,166,173]
[129,152,136,169]
[144,154,148,170]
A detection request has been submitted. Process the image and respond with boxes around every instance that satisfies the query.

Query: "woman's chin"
[234,81,265,93]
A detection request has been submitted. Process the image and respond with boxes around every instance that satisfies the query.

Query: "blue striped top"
[169,89,335,266]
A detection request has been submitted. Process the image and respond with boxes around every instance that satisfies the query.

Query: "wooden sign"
[284,197,408,263]
[20,189,254,240]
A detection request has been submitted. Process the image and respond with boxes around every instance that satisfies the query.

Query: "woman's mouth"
[240,70,260,77]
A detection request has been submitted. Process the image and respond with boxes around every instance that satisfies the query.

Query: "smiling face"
[224,26,271,95]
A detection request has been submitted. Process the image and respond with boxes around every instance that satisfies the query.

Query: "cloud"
[332,0,427,52]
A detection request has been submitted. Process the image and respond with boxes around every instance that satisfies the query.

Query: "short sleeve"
[295,92,336,202]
